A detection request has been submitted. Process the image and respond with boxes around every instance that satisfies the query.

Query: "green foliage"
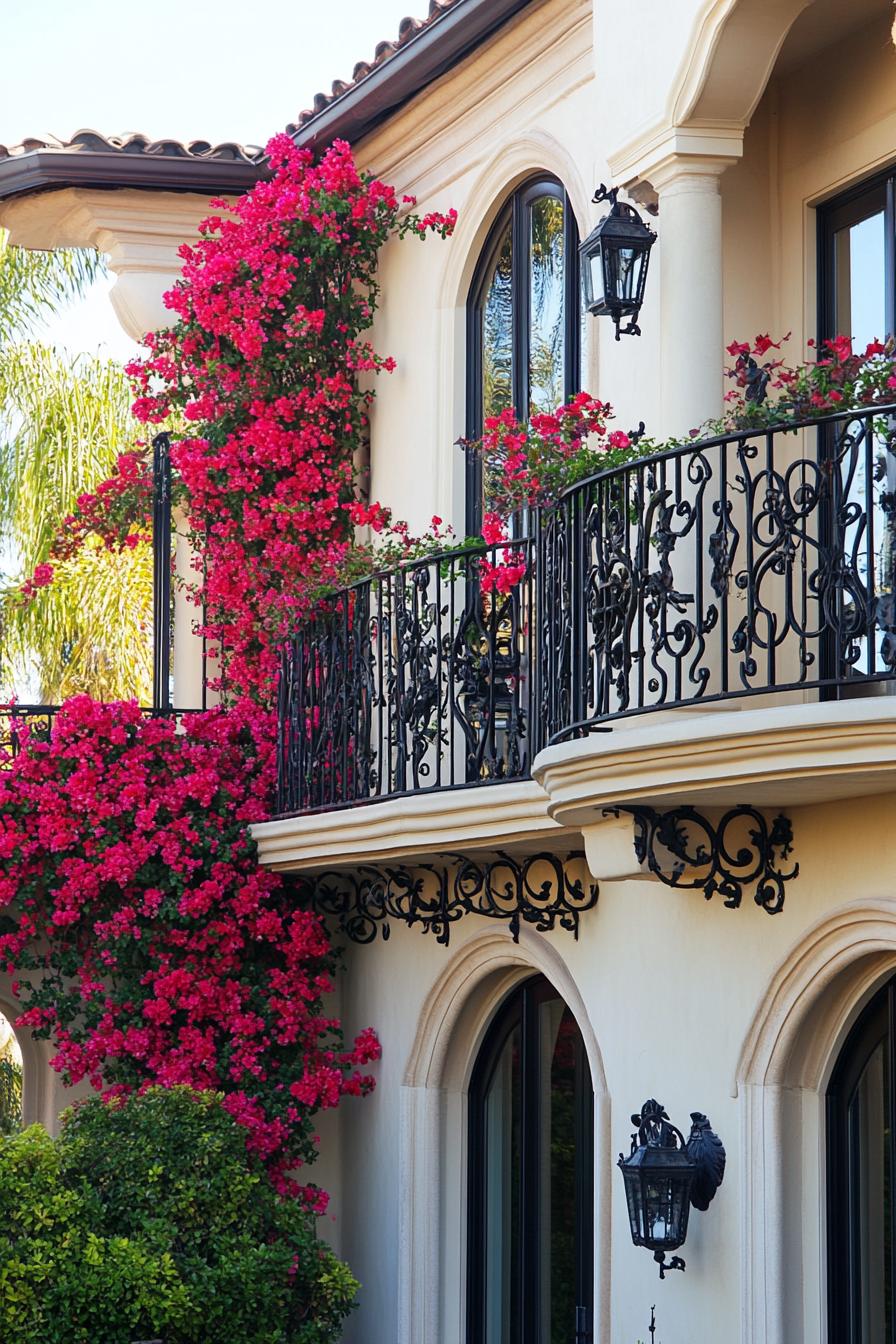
[0,1089,357,1344]
[0,346,152,702]
[0,233,102,344]
[0,1055,22,1136]
[0,232,151,703]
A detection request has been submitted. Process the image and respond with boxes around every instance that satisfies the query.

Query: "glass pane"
[832,212,895,678]
[484,1023,521,1344]
[538,999,578,1344]
[848,1038,891,1342]
[834,212,886,349]
[529,196,566,415]
[482,223,514,423]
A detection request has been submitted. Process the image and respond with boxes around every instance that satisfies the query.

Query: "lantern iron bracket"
[294,851,598,947]
[654,1252,685,1280]
[603,803,797,914]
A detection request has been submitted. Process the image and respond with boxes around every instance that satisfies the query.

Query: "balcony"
[273,403,896,832]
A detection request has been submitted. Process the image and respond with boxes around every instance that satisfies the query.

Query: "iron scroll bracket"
[294,851,599,947]
[603,803,797,914]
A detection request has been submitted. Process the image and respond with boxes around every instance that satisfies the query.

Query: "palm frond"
[1,537,153,702]
[0,343,151,702]
[0,230,104,344]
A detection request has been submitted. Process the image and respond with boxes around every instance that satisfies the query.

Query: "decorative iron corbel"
[604,804,797,913]
[294,851,598,946]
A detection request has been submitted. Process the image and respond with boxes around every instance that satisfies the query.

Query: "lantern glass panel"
[620,1152,694,1252]
[643,1171,691,1251]
[588,245,605,311]
[606,245,644,314]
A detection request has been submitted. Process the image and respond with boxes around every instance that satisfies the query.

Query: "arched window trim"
[466,972,594,1344]
[465,176,581,534]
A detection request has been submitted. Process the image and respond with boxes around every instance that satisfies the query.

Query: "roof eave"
[0,150,267,204]
[291,0,536,149]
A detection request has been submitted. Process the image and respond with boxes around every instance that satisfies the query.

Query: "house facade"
[3,1,896,1340]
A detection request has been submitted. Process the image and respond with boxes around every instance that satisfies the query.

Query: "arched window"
[466,179,582,533]
[827,973,896,1340]
[467,974,593,1344]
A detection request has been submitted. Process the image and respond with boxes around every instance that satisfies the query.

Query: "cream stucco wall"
[348,0,896,536]
[321,789,896,1344]
[349,0,623,534]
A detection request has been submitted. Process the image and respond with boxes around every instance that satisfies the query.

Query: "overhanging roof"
[289,0,537,149]
[0,131,266,205]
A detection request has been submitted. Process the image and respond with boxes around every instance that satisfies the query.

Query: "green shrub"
[0,1088,357,1344]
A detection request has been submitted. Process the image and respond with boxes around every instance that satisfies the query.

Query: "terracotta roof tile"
[287,0,463,134]
[0,129,263,165]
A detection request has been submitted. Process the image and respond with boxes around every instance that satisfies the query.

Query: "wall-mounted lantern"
[579,184,656,340]
[618,1099,725,1279]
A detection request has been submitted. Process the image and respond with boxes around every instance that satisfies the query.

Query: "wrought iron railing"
[277,538,534,813]
[538,402,896,740]
[276,403,896,816]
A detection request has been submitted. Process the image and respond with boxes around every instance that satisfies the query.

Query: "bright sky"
[1,0,419,356]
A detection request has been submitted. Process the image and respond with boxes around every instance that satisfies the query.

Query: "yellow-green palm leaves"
[0,231,102,344]
[0,237,152,703]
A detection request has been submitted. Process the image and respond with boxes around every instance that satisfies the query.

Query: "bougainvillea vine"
[0,134,456,1194]
[127,132,455,700]
[0,699,379,1201]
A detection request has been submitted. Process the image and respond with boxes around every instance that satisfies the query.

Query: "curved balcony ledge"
[252,777,576,873]
[532,695,896,826]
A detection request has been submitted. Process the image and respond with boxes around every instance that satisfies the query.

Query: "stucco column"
[649,158,733,437]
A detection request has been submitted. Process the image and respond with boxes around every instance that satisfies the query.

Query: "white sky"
[1,0,419,355]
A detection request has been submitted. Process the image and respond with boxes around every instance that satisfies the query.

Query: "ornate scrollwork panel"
[296,851,598,946]
[604,804,797,914]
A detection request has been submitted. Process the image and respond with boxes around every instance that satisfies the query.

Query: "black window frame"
[816,170,896,690]
[465,177,582,535]
[827,973,896,1342]
[818,168,896,350]
[466,974,594,1344]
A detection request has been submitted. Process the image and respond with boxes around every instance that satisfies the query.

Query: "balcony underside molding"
[253,700,896,929]
[532,698,896,821]
[251,779,575,873]
[292,851,599,946]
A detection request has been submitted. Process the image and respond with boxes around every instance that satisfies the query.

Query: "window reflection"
[482,223,514,423]
[848,1040,891,1342]
[538,1001,577,1343]
[529,196,566,416]
[830,206,894,677]
[468,180,580,534]
[828,976,896,1342]
[483,1023,521,1344]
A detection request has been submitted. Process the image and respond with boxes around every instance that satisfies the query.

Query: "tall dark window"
[466,179,582,533]
[467,975,593,1344]
[818,173,896,682]
[818,171,895,350]
[827,974,896,1342]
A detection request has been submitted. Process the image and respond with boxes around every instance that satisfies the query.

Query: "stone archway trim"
[398,926,611,1344]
